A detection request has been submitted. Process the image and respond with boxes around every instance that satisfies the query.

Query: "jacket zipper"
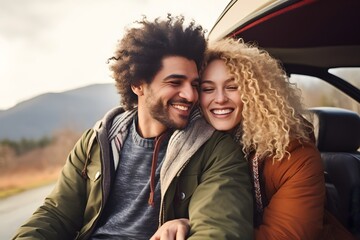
[78,133,108,240]
[159,157,192,225]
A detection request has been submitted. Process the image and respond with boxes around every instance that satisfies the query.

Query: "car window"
[290,69,360,114]
[329,67,360,88]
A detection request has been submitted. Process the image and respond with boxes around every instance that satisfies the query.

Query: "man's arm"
[188,132,253,239]
[12,129,94,240]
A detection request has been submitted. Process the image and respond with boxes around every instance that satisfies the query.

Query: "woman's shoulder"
[263,138,323,181]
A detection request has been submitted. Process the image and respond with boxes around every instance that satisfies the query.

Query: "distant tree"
[293,73,360,114]
[0,144,16,170]
[319,94,335,107]
[0,136,52,155]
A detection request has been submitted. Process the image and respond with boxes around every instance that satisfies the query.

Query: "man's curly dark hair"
[108,14,207,110]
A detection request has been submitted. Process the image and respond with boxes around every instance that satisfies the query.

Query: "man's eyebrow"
[163,74,200,84]
[163,74,187,80]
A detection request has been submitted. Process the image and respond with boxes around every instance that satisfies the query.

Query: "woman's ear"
[131,84,144,96]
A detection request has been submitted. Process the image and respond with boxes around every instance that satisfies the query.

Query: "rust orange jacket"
[255,141,355,240]
[255,139,325,240]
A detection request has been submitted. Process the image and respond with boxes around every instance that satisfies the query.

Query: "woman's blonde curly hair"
[201,38,313,161]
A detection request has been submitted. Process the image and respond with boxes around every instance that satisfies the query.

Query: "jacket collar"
[160,108,215,199]
[97,106,215,199]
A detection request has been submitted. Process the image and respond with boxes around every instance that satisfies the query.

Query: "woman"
[199,38,324,239]
[151,38,355,240]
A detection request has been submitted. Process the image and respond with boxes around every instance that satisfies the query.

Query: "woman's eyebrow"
[200,79,214,84]
[225,77,235,83]
[201,78,235,84]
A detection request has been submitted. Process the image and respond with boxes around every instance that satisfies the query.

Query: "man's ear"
[131,84,144,96]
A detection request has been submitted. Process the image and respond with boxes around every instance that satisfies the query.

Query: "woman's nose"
[215,91,228,103]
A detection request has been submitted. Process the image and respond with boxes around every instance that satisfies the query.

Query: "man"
[13,15,253,240]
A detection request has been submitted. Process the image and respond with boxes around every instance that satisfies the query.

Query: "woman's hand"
[150,218,190,240]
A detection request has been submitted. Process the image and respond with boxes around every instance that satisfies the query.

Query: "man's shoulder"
[187,130,245,175]
[208,130,237,145]
[199,130,242,157]
[99,107,127,126]
[94,107,136,135]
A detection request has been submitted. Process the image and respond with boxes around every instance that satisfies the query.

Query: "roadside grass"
[0,130,81,199]
[0,167,62,199]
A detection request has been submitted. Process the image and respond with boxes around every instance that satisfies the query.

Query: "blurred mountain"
[0,83,119,140]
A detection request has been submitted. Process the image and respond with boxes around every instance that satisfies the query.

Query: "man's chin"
[168,118,189,130]
[166,111,190,129]
[176,123,188,130]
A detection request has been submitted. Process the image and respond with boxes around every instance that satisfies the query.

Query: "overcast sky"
[0,0,229,110]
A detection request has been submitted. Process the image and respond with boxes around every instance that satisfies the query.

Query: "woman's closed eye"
[200,86,214,93]
[226,85,239,91]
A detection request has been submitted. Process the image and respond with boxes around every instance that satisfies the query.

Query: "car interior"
[310,107,360,235]
[209,0,360,237]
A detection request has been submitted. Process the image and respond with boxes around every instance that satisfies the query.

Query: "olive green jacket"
[13,107,253,239]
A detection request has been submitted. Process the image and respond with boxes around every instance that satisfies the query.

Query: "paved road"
[0,184,55,239]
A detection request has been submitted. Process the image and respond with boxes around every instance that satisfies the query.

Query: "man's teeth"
[173,104,189,111]
[212,109,232,115]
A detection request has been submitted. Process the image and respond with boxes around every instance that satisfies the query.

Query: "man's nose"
[178,84,198,102]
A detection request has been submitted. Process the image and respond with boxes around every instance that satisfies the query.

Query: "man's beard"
[145,94,191,130]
